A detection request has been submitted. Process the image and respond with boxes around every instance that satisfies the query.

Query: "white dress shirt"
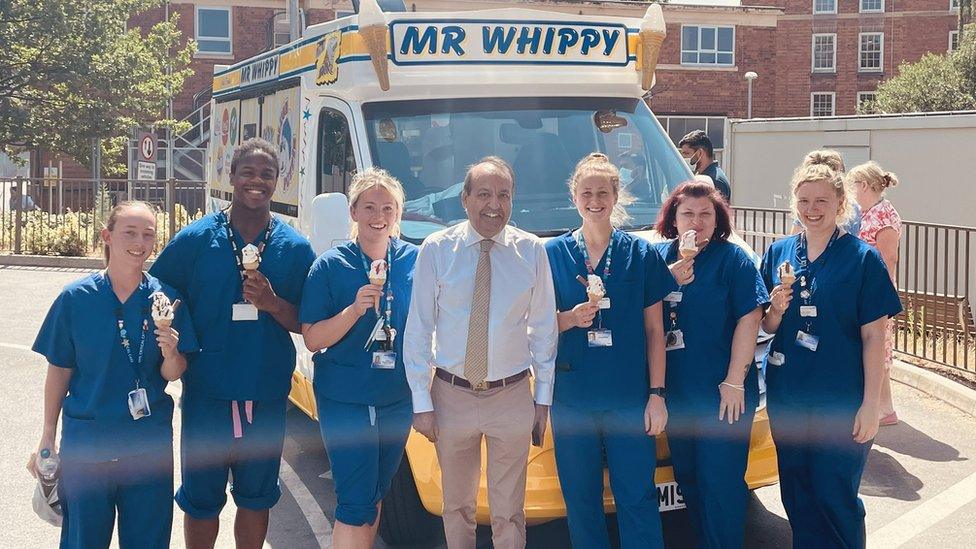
[404,221,558,413]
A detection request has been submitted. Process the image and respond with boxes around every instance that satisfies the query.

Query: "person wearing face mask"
[544,153,673,549]
[651,181,767,549]
[404,157,557,549]
[678,130,731,203]
[760,163,901,549]
[300,168,417,549]
[29,201,198,548]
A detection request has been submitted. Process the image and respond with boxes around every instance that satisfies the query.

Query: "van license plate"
[656,481,686,512]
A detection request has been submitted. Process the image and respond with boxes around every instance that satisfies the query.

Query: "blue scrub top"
[299,238,417,407]
[545,230,675,411]
[654,239,769,409]
[32,272,198,462]
[149,212,316,401]
[760,233,902,409]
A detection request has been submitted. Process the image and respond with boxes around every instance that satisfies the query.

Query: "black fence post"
[13,176,23,254]
[167,178,176,242]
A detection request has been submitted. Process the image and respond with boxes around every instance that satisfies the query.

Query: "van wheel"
[379,455,440,545]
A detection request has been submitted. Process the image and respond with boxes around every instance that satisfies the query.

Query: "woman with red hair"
[652,181,769,549]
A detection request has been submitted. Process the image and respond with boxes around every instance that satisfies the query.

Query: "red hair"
[654,181,733,241]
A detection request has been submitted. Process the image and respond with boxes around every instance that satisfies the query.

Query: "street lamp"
[744,71,758,119]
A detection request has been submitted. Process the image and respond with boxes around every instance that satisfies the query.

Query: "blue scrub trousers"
[58,450,173,549]
[176,394,286,518]
[667,401,755,549]
[316,396,413,527]
[767,402,871,549]
[551,402,663,549]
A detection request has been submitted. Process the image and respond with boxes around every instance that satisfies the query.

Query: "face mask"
[619,168,633,185]
[687,152,701,170]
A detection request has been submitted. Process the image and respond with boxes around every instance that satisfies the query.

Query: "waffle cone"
[361,25,390,91]
[780,275,796,286]
[154,318,172,329]
[369,277,385,286]
[587,291,603,304]
[640,31,666,89]
[680,248,698,260]
[243,261,260,271]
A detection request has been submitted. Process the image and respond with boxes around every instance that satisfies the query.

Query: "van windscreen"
[363,97,691,242]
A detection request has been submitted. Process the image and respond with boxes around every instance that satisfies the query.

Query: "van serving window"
[318,109,357,196]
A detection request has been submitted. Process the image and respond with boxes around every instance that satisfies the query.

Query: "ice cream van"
[206,0,777,543]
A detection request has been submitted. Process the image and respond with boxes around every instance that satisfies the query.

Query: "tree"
[865,24,976,114]
[0,0,195,174]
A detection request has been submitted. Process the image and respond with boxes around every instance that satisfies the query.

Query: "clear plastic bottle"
[37,448,60,490]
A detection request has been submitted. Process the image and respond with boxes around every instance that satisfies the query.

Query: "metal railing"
[1,177,206,257]
[734,206,976,375]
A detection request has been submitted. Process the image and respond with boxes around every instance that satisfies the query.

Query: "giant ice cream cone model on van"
[359,0,391,91]
[638,4,666,90]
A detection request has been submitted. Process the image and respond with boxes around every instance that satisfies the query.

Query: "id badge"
[664,291,683,303]
[232,303,259,321]
[768,351,786,366]
[587,329,613,348]
[127,388,151,420]
[598,297,611,310]
[800,305,818,318]
[665,329,686,351]
[371,351,397,369]
[795,330,820,352]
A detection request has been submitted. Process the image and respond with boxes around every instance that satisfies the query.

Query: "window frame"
[858,32,884,73]
[857,91,877,108]
[679,24,736,67]
[810,92,836,117]
[859,0,884,13]
[951,0,960,11]
[271,11,291,49]
[659,115,727,164]
[813,0,838,15]
[950,30,960,52]
[195,6,233,56]
[811,33,837,73]
[317,107,358,195]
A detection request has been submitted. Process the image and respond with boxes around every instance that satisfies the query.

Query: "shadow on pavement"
[744,492,792,548]
[860,448,923,501]
[873,421,967,463]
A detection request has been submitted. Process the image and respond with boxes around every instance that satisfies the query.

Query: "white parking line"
[0,342,31,352]
[279,458,334,548]
[868,470,976,547]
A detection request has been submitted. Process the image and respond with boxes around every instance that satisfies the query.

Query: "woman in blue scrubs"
[760,163,901,549]
[301,168,417,549]
[545,153,673,549]
[652,181,768,548]
[30,201,197,549]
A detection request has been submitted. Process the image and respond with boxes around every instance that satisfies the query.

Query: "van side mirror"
[310,193,351,255]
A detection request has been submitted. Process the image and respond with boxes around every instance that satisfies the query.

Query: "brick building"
[34,0,964,177]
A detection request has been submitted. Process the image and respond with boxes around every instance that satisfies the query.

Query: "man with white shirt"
[404,157,558,549]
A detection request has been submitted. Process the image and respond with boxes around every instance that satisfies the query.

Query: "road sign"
[138,132,157,162]
[137,161,156,181]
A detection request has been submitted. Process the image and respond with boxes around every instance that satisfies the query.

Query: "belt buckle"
[471,380,489,391]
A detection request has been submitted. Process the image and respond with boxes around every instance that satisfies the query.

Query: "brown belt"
[435,368,528,392]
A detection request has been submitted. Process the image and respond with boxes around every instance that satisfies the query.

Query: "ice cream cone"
[639,30,666,89]
[780,274,796,286]
[588,291,604,304]
[360,25,390,91]
[154,318,172,329]
[243,261,260,271]
[680,248,698,260]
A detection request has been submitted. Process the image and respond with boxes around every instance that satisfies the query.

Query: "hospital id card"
[598,297,611,310]
[665,330,685,351]
[371,351,397,369]
[232,303,259,321]
[795,330,819,352]
[587,329,613,348]
[127,387,151,420]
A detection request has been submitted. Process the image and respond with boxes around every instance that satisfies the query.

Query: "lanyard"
[796,227,840,333]
[222,210,275,280]
[574,229,618,284]
[358,240,394,329]
[667,239,686,332]
[111,291,150,389]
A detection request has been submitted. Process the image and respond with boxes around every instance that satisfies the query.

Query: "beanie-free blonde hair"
[790,163,854,229]
[802,149,846,173]
[847,161,900,195]
[568,153,635,228]
[348,167,405,239]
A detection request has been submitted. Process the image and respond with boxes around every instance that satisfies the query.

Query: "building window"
[811,92,835,117]
[680,26,735,66]
[660,116,727,164]
[857,91,877,108]
[859,33,884,72]
[951,0,960,11]
[196,7,232,55]
[813,0,837,15]
[335,10,355,19]
[271,11,290,49]
[860,0,884,12]
[950,30,960,52]
[812,33,836,72]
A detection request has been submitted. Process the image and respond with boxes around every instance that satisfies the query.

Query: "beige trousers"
[431,374,535,549]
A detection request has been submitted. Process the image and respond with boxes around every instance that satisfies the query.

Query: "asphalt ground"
[2,265,975,548]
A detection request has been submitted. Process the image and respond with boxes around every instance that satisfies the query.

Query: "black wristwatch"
[649,387,666,398]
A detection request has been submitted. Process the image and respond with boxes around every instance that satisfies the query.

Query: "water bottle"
[37,448,60,492]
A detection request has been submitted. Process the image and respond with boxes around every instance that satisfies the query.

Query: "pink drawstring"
[231,400,254,438]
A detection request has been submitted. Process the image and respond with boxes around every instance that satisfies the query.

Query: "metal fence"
[1,177,206,256]
[734,207,976,375]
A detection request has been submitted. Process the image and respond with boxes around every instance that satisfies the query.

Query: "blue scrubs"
[654,239,769,549]
[150,211,316,518]
[33,272,198,549]
[299,238,417,526]
[545,230,675,549]
[760,232,901,549]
